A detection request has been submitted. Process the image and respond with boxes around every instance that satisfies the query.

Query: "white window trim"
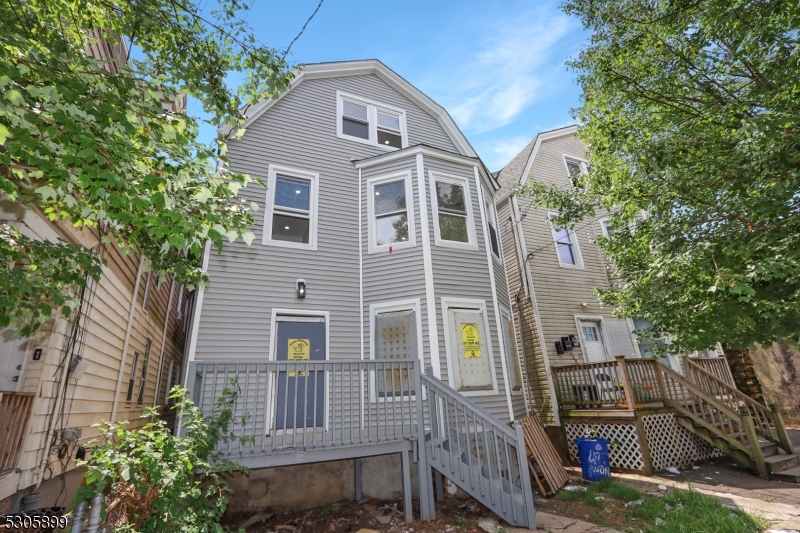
[441,297,498,397]
[562,153,590,180]
[262,164,320,250]
[500,308,523,396]
[267,308,331,434]
[599,217,612,238]
[366,170,416,254]
[368,298,424,402]
[573,315,614,363]
[336,90,408,150]
[429,171,478,251]
[548,212,584,269]
[484,194,502,261]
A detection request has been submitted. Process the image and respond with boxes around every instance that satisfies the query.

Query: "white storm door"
[579,321,607,363]
[0,328,29,392]
[448,309,493,391]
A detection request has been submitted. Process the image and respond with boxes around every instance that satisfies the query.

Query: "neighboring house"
[0,33,190,512]
[185,59,536,526]
[495,125,643,425]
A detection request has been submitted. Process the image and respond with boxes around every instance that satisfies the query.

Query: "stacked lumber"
[517,416,569,496]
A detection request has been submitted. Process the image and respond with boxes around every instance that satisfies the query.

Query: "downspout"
[110,254,145,424]
[153,278,176,407]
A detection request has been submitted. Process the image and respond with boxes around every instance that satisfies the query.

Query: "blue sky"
[191,0,589,171]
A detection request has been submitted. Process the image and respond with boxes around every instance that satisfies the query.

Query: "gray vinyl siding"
[360,154,429,367]
[422,155,511,421]
[517,135,635,369]
[195,73,461,362]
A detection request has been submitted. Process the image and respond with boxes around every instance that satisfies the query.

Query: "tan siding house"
[496,126,640,425]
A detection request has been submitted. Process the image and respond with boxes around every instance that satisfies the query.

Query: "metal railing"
[0,393,35,474]
[188,359,421,456]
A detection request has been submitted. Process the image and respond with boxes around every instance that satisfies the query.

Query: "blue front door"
[275,318,326,430]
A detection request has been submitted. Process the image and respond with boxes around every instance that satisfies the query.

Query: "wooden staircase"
[657,358,798,480]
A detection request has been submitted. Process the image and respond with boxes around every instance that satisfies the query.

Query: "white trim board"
[440,297,499,397]
[416,153,441,378]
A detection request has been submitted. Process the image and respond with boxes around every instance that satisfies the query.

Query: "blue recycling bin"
[575,437,611,481]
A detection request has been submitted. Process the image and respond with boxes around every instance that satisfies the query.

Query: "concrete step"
[765,454,800,474]
[772,465,800,483]
[760,441,779,457]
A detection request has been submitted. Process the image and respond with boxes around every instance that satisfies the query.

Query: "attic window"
[337,91,407,149]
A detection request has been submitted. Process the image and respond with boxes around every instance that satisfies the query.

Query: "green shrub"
[75,380,250,533]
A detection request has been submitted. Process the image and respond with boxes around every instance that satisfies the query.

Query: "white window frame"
[599,218,613,238]
[336,91,408,150]
[262,164,320,250]
[441,297,498,397]
[484,195,502,261]
[267,308,331,434]
[429,171,478,251]
[368,298,424,402]
[366,171,416,254]
[548,212,584,269]
[562,154,590,186]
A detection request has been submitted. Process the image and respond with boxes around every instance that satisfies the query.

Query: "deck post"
[634,411,655,476]
[615,356,636,411]
[401,451,413,523]
[741,414,768,479]
[770,403,796,454]
[654,359,670,406]
[681,356,695,382]
[415,364,434,521]
[514,421,537,530]
[354,458,362,501]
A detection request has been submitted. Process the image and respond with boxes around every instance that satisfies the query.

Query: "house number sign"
[461,323,481,358]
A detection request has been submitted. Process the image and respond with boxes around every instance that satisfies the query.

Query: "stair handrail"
[658,363,743,425]
[421,368,536,529]
[683,357,777,442]
[421,370,518,441]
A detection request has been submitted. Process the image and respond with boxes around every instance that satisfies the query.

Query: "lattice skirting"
[564,421,644,471]
[642,413,724,470]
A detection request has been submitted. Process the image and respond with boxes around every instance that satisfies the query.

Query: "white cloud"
[479,135,533,171]
[434,4,576,134]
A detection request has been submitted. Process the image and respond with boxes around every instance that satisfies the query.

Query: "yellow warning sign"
[461,324,481,358]
[288,338,310,376]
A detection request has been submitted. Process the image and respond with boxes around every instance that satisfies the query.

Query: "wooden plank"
[516,415,569,496]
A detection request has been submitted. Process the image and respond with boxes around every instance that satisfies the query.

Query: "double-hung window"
[263,164,319,249]
[430,173,477,250]
[337,91,406,149]
[484,198,501,259]
[600,219,614,238]
[548,212,583,268]
[563,156,591,186]
[367,172,415,253]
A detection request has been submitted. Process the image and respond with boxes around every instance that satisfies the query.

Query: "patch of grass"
[759,495,775,503]
[456,516,465,526]
[318,502,333,518]
[628,488,768,533]
[557,478,643,508]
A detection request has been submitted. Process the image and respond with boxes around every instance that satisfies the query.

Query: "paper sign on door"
[288,338,310,376]
[461,324,481,358]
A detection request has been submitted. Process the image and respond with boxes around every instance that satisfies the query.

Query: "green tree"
[77,382,249,532]
[1,0,294,335]
[518,0,800,352]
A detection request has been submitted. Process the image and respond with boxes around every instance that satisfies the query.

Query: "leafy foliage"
[1,0,294,333]
[76,382,251,533]
[519,0,800,351]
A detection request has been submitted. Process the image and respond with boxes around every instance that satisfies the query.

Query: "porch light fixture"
[296,279,306,299]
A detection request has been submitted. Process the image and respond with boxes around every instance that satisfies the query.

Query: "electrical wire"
[280,0,324,61]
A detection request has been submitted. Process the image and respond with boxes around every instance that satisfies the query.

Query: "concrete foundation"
[225,452,420,511]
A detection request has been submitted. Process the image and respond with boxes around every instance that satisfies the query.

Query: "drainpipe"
[110,254,145,424]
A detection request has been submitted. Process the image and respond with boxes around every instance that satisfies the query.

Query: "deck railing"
[0,392,35,474]
[553,356,733,410]
[188,359,421,456]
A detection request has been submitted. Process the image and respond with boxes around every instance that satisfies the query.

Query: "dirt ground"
[222,496,507,533]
